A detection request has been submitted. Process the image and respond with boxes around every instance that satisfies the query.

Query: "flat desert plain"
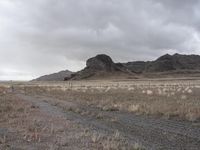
[0,78,200,149]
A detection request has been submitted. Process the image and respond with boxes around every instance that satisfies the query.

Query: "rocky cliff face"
[86,54,116,71]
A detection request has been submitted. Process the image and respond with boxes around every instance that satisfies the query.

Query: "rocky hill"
[123,53,200,73]
[65,54,133,80]
[33,53,200,81]
[33,70,72,81]
[65,53,200,80]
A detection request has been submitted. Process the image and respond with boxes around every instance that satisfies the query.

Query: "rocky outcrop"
[65,54,133,80]
[86,54,116,71]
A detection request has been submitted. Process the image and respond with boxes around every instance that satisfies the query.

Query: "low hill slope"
[33,70,72,81]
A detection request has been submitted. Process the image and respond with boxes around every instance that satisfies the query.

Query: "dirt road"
[16,93,200,150]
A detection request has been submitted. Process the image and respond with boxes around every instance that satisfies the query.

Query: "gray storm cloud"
[0,0,200,80]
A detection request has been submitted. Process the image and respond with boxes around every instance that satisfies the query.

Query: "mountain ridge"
[66,53,200,80]
[33,53,200,81]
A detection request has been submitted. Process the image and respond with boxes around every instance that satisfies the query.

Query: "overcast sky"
[0,0,200,80]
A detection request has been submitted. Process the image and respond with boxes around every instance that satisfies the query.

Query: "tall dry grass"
[21,81,200,121]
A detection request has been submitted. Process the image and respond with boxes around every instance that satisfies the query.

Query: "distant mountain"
[65,53,200,80]
[33,70,72,81]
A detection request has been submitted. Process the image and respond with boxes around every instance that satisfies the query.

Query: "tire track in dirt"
[16,94,200,150]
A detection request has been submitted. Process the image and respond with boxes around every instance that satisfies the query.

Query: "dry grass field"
[0,78,200,149]
[24,79,200,121]
[0,83,144,150]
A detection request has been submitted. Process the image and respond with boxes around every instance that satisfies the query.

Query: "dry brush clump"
[83,129,145,150]
[0,94,32,149]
